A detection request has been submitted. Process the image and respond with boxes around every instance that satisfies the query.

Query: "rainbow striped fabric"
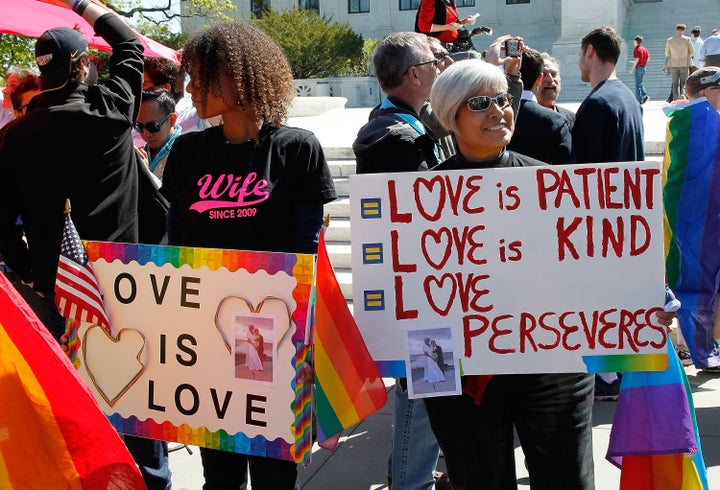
[313,228,388,445]
[607,341,708,490]
[0,273,144,489]
[662,98,720,369]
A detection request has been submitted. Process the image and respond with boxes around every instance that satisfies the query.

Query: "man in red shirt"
[415,0,477,44]
[630,35,651,104]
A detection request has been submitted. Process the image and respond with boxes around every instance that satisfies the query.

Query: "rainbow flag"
[607,342,708,490]
[0,273,145,489]
[313,227,388,446]
[662,99,720,369]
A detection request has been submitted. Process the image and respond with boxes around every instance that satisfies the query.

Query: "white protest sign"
[350,162,668,375]
[70,243,314,462]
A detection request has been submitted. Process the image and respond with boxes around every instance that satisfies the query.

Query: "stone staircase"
[557,0,720,104]
[617,1,720,102]
[324,159,356,301]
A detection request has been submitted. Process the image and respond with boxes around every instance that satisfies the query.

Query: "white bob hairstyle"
[429,59,509,134]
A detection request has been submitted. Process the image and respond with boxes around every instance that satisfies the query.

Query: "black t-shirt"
[433,149,545,170]
[161,124,336,253]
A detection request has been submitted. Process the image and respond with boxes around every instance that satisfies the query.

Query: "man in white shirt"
[690,26,704,73]
[700,28,720,67]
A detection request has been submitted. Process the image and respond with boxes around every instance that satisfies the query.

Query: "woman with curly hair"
[160,21,336,488]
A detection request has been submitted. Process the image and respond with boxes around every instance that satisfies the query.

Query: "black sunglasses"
[434,52,451,61]
[465,93,514,112]
[134,113,172,133]
[404,58,442,74]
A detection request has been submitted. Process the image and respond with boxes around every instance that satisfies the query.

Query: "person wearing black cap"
[0,0,171,488]
[685,65,720,110]
[0,1,143,316]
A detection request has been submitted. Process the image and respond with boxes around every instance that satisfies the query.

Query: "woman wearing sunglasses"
[425,59,596,489]
[432,60,545,171]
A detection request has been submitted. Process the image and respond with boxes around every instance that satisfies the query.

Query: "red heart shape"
[423,273,457,316]
[414,176,446,222]
[421,228,452,270]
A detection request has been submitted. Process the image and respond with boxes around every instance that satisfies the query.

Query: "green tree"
[253,8,364,79]
[0,35,36,78]
[106,0,234,26]
[134,21,188,51]
[348,38,379,77]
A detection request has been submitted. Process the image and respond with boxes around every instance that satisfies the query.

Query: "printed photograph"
[233,315,276,383]
[405,326,461,399]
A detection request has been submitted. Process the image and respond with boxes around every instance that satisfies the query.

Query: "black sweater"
[0,13,143,292]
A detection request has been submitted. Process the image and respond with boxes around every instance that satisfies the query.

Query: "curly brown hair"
[181,22,295,126]
[144,56,185,102]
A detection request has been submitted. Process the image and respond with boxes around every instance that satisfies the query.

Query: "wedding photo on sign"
[350,162,668,377]
[404,325,462,400]
[68,242,315,463]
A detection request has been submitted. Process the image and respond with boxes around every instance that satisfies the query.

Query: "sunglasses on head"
[134,113,171,133]
[465,93,514,112]
[700,70,720,86]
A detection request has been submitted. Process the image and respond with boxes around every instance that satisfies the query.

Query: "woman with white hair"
[424,59,597,490]
[431,60,544,170]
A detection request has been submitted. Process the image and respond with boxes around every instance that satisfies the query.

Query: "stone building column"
[552,0,630,100]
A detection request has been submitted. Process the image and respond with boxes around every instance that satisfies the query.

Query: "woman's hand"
[655,310,676,333]
[299,361,314,385]
[440,22,464,32]
[461,13,480,25]
[60,332,70,354]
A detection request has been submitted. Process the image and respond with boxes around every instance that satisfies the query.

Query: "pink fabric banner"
[0,0,179,63]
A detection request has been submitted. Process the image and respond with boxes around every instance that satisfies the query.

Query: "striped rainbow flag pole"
[313,222,388,448]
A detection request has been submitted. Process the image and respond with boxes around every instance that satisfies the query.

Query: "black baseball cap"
[35,27,89,91]
[686,66,720,97]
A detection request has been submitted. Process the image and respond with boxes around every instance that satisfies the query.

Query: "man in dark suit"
[507,47,575,165]
[430,340,446,371]
[533,52,576,129]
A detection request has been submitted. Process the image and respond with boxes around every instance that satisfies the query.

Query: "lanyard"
[381,98,440,159]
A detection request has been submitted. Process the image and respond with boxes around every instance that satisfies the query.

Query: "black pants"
[13,281,66,341]
[200,447,298,489]
[424,373,595,490]
[124,436,171,490]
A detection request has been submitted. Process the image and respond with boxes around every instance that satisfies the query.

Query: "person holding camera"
[415,0,478,44]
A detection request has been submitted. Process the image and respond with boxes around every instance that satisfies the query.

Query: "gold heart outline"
[82,325,147,407]
[214,296,293,354]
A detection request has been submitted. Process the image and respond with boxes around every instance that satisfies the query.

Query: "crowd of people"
[0,0,716,487]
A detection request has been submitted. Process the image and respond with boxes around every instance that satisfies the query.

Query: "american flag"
[54,213,110,328]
